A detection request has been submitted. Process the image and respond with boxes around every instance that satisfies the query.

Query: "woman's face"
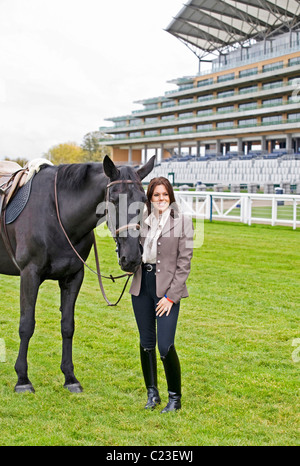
[151,184,170,213]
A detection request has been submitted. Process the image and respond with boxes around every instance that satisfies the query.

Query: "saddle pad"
[5,176,33,224]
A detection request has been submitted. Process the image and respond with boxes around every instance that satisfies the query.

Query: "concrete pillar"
[261,135,266,152]
[178,142,181,158]
[160,144,164,163]
[286,133,293,151]
[197,141,201,157]
[216,139,221,154]
[237,138,243,153]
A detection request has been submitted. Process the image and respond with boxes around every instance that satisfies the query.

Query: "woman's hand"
[156,296,173,317]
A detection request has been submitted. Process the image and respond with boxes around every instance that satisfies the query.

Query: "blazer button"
[157,269,160,273]
[157,260,160,264]
[158,242,161,246]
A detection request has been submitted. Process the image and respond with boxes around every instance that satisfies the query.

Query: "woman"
[130,177,193,413]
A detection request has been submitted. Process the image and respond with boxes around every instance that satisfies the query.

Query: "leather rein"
[54,172,141,306]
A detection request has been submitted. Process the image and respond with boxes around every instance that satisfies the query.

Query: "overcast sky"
[0,0,199,161]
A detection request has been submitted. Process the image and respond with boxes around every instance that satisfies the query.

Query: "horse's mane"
[56,163,104,190]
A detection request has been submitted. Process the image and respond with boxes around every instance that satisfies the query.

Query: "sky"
[0,0,199,161]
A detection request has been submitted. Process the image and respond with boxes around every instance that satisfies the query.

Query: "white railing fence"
[175,191,300,230]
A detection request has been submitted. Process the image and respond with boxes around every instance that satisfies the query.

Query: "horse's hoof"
[14,384,35,393]
[64,382,83,393]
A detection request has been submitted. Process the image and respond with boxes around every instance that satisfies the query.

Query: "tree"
[81,131,111,162]
[44,142,85,164]
[4,157,28,167]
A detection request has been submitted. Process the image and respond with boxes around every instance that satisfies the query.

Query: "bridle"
[54,172,143,306]
[105,179,141,250]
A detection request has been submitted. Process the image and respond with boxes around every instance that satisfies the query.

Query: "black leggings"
[131,267,180,357]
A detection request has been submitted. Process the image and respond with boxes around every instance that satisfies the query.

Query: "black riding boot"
[160,345,181,413]
[140,344,161,409]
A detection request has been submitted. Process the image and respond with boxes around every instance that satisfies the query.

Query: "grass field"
[0,221,299,446]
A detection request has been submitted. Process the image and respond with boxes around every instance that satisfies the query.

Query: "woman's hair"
[146,177,178,216]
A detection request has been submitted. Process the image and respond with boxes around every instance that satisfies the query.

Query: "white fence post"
[293,199,297,230]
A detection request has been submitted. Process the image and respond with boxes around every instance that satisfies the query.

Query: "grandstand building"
[99,0,300,190]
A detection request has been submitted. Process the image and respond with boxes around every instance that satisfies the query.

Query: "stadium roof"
[166,0,300,58]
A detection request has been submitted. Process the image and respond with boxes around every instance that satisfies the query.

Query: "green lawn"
[0,221,299,446]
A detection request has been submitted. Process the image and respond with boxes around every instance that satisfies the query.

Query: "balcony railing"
[101,98,300,136]
[99,117,300,142]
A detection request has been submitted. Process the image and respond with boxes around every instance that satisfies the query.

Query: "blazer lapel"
[160,213,181,238]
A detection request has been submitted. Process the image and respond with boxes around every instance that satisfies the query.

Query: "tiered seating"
[144,156,300,188]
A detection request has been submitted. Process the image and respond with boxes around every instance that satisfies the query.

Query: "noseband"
[106,179,142,237]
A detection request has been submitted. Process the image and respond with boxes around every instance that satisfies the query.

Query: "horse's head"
[103,155,155,273]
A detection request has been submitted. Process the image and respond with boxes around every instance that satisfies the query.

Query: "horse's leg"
[14,266,40,393]
[59,267,84,393]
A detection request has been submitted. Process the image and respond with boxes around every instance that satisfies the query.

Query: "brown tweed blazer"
[129,212,193,303]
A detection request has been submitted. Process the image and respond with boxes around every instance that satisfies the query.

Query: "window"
[129,118,142,126]
[217,105,234,113]
[262,61,283,72]
[217,89,234,98]
[178,111,194,119]
[288,112,300,120]
[197,108,213,116]
[262,80,282,90]
[144,104,158,111]
[289,57,300,67]
[144,130,158,136]
[178,98,194,105]
[198,94,213,102]
[129,132,142,138]
[178,83,193,91]
[239,67,258,78]
[197,78,213,87]
[161,101,175,108]
[262,98,282,107]
[161,114,174,121]
[262,115,282,124]
[238,118,257,127]
[115,120,127,127]
[217,72,235,83]
[239,102,257,111]
[239,85,258,94]
[115,133,127,139]
[178,126,193,133]
[197,124,212,131]
[145,117,158,123]
[217,121,234,128]
[161,128,174,135]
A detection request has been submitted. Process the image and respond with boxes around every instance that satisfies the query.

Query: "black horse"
[0,155,155,393]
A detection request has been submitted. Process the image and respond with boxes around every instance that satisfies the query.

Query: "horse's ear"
[137,155,156,180]
[103,155,120,180]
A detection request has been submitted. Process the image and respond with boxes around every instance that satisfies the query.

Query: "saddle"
[0,161,30,269]
[0,161,29,206]
[0,158,53,269]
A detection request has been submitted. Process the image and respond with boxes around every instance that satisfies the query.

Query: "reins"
[54,171,140,306]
